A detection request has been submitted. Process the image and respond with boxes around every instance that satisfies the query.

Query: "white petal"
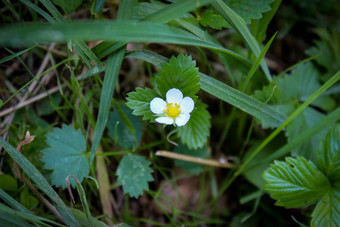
[166,88,183,104]
[175,114,190,126]
[150,97,167,114]
[180,97,194,113]
[155,117,173,125]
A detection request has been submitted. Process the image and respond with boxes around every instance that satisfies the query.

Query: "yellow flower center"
[164,103,181,119]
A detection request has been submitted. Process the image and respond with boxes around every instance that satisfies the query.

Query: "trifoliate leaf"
[108,105,142,149]
[316,124,340,185]
[174,143,209,174]
[311,189,340,227]
[126,87,158,121]
[116,153,153,198]
[155,54,200,99]
[286,107,327,162]
[41,124,89,189]
[263,156,329,208]
[177,100,211,150]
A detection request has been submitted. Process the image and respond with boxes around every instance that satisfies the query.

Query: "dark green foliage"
[108,106,142,149]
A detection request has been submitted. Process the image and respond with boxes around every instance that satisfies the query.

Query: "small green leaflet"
[41,124,89,189]
[52,0,83,13]
[155,54,200,99]
[200,9,229,30]
[116,153,153,198]
[200,0,274,29]
[263,156,329,208]
[311,189,340,227]
[108,105,142,149]
[177,100,211,149]
[316,124,340,186]
[174,143,209,174]
[126,87,158,121]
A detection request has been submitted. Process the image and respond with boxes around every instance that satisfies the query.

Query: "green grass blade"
[246,107,340,171]
[175,18,254,75]
[19,0,55,23]
[0,189,30,212]
[199,74,285,127]
[240,32,277,92]
[0,138,80,227]
[211,0,272,82]
[0,45,36,64]
[90,0,134,163]
[67,176,92,226]
[0,203,63,227]
[126,50,285,127]
[0,21,248,65]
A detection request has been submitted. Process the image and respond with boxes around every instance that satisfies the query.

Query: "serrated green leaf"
[116,154,153,198]
[126,87,158,121]
[316,124,340,185]
[156,54,200,98]
[311,189,340,227]
[108,105,142,149]
[174,143,209,174]
[177,100,211,149]
[263,156,329,208]
[41,124,89,189]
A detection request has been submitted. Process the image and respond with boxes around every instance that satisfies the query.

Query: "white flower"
[150,88,194,127]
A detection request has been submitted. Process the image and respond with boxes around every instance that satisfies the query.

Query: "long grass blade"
[0,45,36,64]
[90,0,134,163]
[211,0,272,82]
[240,32,277,92]
[0,21,248,65]
[0,138,80,226]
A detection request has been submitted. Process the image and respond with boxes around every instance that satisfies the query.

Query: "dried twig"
[156,150,234,169]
